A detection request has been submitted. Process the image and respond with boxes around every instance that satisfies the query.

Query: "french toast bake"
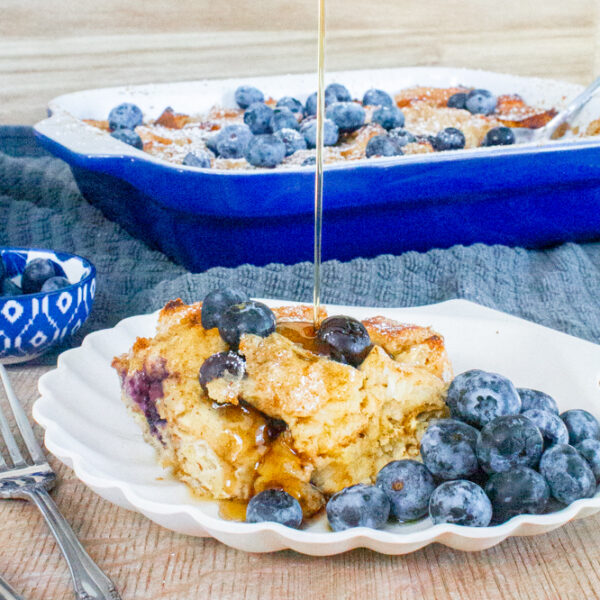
[112,297,451,519]
[86,82,576,171]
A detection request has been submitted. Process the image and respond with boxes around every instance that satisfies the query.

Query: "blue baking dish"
[33,67,600,271]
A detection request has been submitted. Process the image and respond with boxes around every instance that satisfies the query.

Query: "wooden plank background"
[1,0,599,124]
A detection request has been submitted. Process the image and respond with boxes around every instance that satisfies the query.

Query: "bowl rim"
[0,246,97,301]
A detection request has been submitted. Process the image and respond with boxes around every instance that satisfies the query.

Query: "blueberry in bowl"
[484,466,550,523]
[446,369,521,428]
[108,102,143,131]
[234,85,264,109]
[362,88,394,108]
[365,135,403,159]
[560,409,600,445]
[326,102,366,133]
[432,128,466,152]
[429,480,492,527]
[0,247,96,363]
[376,459,435,522]
[246,489,303,528]
[539,444,596,504]
[326,483,390,531]
[518,388,559,414]
[372,106,405,130]
[420,418,479,480]
[476,414,544,473]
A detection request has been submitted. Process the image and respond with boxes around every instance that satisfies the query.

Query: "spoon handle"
[543,76,600,138]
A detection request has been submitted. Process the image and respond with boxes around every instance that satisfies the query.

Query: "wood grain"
[1,0,599,124]
[1,364,600,600]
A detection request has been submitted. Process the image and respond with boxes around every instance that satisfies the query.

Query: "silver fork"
[0,364,121,600]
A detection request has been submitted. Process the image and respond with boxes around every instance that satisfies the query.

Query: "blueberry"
[0,278,22,297]
[234,85,264,109]
[429,480,492,527]
[518,388,559,414]
[246,489,302,528]
[539,444,596,504]
[205,133,219,154]
[243,102,274,135]
[300,118,339,148]
[465,89,497,115]
[372,106,405,130]
[446,370,521,428]
[276,96,303,116]
[245,134,286,168]
[522,409,569,450]
[218,300,277,347]
[477,415,544,473]
[21,258,58,294]
[326,484,390,531]
[304,91,337,117]
[420,419,479,480]
[483,126,515,147]
[365,135,403,158]
[110,129,143,149]
[40,276,70,292]
[561,409,600,445]
[316,315,372,367]
[432,127,466,151]
[271,107,300,132]
[485,466,550,523]
[447,93,467,109]
[362,88,394,108]
[215,124,253,159]
[388,128,416,147]
[576,439,600,482]
[108,102,143,131]
[301,156,316,166]
[182,151,211,168]
[325,83,352,103]
[201,287,249,330]
[376,459,435,521]
[199,351,245,394]
[325,102,365,132]
[273,128,307,156]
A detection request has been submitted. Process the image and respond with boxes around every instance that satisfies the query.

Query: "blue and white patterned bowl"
[0,248,96,364]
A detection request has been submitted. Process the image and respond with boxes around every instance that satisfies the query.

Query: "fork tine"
[0,393,26,468]
[0,364,46,465]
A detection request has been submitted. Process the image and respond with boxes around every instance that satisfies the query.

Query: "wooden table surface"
[2,0,600,124]
[0,363,599,600]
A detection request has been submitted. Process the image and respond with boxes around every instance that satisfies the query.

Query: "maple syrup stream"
[313,0,326,328]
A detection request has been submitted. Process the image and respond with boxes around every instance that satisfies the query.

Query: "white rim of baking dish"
[32,66,600,175]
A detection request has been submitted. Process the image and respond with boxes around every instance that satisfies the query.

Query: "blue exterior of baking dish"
[34,130,600,272]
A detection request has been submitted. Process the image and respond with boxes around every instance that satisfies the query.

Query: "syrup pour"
[312,0,326,328]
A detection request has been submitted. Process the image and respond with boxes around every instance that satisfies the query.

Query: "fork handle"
[23,488,121,600]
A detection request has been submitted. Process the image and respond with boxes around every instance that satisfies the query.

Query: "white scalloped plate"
[33,299,600,555]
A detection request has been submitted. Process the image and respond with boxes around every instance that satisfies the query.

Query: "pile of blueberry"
[0,256,71,297]
[245,368,600,531]
[106,84,515,168]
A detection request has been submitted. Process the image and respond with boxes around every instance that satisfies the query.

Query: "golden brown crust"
[113,300,451,502]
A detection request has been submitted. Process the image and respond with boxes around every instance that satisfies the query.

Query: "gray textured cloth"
[2,126,600,364]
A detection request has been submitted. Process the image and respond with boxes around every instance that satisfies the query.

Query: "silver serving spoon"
[511,76,600,144]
